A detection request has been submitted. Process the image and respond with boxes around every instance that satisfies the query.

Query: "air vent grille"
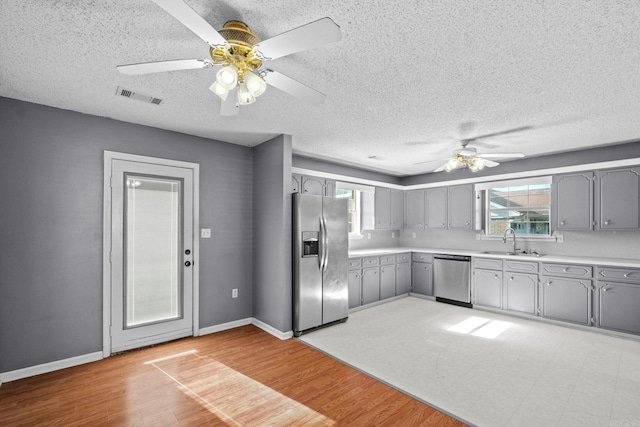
[116,87,163,105]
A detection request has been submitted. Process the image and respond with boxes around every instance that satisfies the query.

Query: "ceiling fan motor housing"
[209,21,263,77]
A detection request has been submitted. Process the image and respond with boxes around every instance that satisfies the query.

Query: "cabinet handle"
[494,274,499,279]
[509,276,514,281]
[602,285,610,292]
[604,220,611,225]
[546,280,552,285]
[560,220,566,225]
[563,267,569,273]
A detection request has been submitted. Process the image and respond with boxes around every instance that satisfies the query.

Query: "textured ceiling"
[2,1,640,176]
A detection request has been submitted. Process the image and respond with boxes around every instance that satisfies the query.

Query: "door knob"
[185,261,191,267]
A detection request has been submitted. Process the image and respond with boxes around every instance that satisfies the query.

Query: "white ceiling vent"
[116,87,162,105]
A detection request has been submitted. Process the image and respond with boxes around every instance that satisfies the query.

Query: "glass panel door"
[125,175,182,327]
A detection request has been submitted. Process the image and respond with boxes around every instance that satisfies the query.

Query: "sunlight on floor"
[146,351,335,426]
[447,316,513,339]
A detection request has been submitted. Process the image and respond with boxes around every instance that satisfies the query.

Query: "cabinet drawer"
[541,263,592,278]
[362,257,379,267]
[412,253,433,263]
[348,258,361,269]
[380,254,396,265]
[597,267,640,283]
[505,260,539,273]
[473,257,503,270]
[396,253,411,263]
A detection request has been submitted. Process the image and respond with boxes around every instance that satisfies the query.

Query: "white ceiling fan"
[116,0,342,116]
[415,124,529,172]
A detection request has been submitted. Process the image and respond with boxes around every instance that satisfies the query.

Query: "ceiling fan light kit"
[116,0,342,116]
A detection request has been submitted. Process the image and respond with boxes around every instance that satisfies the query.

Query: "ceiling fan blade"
[152,0,227,46]
[483,159,500,168]
[261,69,326,105]
[254,17,341,60]
[465,126,532,142]
[220,87,239,116]
[433,163,449,172]
[117,59,213,75]
[480,153,526,159]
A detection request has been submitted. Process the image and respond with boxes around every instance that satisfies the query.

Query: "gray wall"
[0,97,254,372]
[253,135,293,332]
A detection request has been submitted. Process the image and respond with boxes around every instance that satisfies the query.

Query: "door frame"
[103,151,200,357]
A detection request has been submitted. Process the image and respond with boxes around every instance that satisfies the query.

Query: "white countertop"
[349,246,640,269]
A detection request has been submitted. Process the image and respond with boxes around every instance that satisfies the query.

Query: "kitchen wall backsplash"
[349,229,400,250]
[398,228,640,260]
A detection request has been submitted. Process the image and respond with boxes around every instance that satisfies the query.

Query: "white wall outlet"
[412,232,416,238]
[367,233,371,239]
[391,232,395,238]
[201,228,211,238]
[232,288,238,298]
[556,234,564,243]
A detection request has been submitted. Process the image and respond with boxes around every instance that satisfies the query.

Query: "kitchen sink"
[481,250,545,257]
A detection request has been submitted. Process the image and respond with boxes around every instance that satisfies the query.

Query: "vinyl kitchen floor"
[298,297,640,427]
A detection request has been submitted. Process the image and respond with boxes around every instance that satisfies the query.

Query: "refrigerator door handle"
[321,216,329,272]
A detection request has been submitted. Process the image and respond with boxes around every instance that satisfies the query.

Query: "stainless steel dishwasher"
[434,254,472,308]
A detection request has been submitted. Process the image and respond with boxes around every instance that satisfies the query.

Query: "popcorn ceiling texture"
[2,0,640,176]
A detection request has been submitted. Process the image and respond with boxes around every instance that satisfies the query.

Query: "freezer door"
[322,197,349,324]
[293,194,323,332]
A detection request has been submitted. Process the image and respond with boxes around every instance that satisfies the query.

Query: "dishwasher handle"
[434,254,471,262]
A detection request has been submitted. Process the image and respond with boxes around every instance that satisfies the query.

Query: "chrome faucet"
[503,227,517,254]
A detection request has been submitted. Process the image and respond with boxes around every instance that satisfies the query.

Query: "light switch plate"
[201,228,211,238]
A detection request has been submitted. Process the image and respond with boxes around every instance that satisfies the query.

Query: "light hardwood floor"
[0,325,466,426]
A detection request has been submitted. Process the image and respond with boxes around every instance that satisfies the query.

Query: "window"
[336,187,361,235]
[478,177,552,236]
[335,181,375,236]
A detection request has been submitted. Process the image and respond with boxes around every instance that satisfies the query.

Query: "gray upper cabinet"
[425,187,447,228]
[375,187,404,230]
[553,172,594,230]
[301,176,326,196]
[448,184,474,229]
[390,189,404,229]
[292,174,302,193]
[595,167,640,230]
[292,174,335,196]
[374,187,391,229]
[406,189,425,229]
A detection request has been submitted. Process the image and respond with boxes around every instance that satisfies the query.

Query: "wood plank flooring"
[0,325,467,426]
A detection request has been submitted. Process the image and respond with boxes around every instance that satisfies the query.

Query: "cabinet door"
[380,265,396,300]
[396,262,411,294]
[301,176,325,196]
[361,267,380,304]
[375,187,391,230]
[596,168,640,230]
[504,273,538,314]
[553,172,593,230]
[473,269,503,308]
[324,179,336,197]
[348,270,362,308]
[390,189,404,229]
[292,174,302,193]
[406,190,425,229]
[425,187,447,229]
[448,184,473,229]
[412,262,433,295]
[541,277,592,325]
[598,282,640,335]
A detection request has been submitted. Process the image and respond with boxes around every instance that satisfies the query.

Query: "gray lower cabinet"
[474,269,503,309]
[380,264,396,300]
[348,270,361,308]
[396,262,411,294]
[412,262,433,295]
[361,266,380,305]
[597,266,640,335]
[541,276,592,325]
[504,272,538,315]
[540,262,593,325]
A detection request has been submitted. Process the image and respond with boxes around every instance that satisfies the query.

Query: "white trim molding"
[199,318,252,336]
[251,318,294,340]
[0,352,103,384]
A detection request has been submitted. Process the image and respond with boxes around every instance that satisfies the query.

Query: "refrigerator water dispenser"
[302,231,319,257]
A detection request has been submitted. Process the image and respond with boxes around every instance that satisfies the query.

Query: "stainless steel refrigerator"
[293,193,349,336]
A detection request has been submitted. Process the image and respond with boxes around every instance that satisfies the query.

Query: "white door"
[108,158,196,353]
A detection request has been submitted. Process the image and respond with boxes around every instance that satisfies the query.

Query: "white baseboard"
[0,318,292,385]
[0,351,103,385]
[251,317,293,340]
[199,317,252,335]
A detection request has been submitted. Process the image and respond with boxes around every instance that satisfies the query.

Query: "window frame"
[335,181,375,238]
